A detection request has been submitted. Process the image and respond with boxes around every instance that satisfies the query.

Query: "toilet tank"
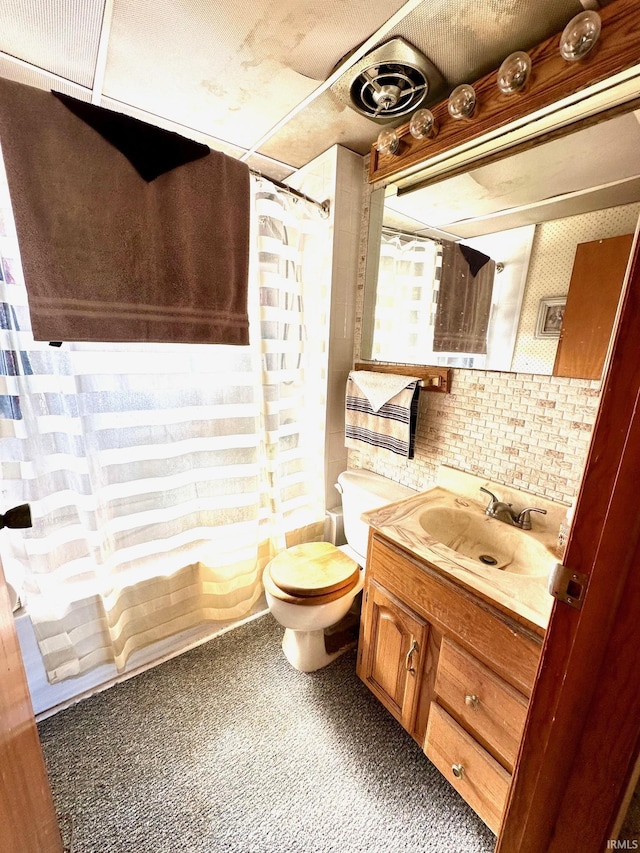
[336,469,417,564]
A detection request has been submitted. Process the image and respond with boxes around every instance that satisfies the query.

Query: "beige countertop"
[361,468,566,635]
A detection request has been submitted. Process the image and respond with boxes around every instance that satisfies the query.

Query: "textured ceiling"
[0,0,614,180]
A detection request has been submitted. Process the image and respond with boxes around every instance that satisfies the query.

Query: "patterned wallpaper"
[351,159,638,506]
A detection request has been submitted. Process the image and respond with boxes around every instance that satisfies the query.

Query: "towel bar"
[353,363,451,394]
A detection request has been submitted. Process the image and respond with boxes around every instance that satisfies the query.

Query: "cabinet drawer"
[435,638,528,772]
[425,702,511,835]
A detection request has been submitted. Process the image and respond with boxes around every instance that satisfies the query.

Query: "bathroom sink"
[417,504,553,576]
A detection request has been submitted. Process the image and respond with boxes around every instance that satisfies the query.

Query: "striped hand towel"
[345,371,420,458]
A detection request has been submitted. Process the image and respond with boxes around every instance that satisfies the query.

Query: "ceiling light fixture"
[448,84,477,120]
[409,108,438,139]
[376,128,400,155]
[497,51,532,94]
[559,10,601,61]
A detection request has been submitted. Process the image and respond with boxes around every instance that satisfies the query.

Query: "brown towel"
[433,241,495,354]
[0,79,250,345]
[51,91,211,182]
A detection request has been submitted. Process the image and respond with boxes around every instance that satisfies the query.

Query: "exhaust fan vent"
[331,38,445,124]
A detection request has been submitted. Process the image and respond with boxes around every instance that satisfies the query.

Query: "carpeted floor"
[38,613,496,853]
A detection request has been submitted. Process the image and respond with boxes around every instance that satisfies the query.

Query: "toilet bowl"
[263,542,364,672]
[264,469,417,672]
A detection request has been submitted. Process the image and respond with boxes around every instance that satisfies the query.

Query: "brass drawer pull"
[465,694,479,709]
[405,640,418,674]
[452,763,465,779]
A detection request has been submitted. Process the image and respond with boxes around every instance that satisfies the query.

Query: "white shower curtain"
[370,231,441,363]
[0,168,330,683]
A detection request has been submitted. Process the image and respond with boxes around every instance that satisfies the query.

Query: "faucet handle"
[480,486,500,512]
[516,507,547,530]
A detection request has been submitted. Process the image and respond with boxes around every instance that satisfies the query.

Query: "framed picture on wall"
[535,296,566,338]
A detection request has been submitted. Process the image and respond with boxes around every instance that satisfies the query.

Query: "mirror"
[362,109,640,376]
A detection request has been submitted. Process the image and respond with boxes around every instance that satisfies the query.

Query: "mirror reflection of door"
[553,233,634,380]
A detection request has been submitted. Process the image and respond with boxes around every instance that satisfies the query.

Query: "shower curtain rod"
[250,169,330,218]
[382,225,442,244]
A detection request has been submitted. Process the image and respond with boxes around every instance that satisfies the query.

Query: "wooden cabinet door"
[0,559,62,853]
[357,580,427,734]
[553,233,633,379]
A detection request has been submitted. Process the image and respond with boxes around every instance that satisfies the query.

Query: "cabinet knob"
[452,763,465,779]
[465,694,479,709]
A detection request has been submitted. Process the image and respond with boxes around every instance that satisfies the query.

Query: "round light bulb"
[409,109,437,140]
[448,84,476,120]
[497,51,532,95]
[559,10,601,62]
[376,128,399,155]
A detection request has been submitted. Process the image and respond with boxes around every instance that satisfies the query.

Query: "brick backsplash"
[349,370,599,504]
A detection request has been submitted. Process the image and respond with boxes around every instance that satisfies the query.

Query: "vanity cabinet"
[357,533,543,834]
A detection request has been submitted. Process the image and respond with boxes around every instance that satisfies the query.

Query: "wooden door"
[357,580,427,733]
[0,559,63,852]
[553,233,633,380]
[498,226,640,849]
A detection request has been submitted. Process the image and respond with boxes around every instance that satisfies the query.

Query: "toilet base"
[281,627,351,672]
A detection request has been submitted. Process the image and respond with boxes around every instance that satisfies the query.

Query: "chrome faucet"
[479,487,547,530]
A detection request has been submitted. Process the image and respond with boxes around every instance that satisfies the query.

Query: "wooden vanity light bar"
[369,0,640,185]
[353,362,451,393]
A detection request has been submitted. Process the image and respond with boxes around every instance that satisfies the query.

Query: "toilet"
[264,469,416,671]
